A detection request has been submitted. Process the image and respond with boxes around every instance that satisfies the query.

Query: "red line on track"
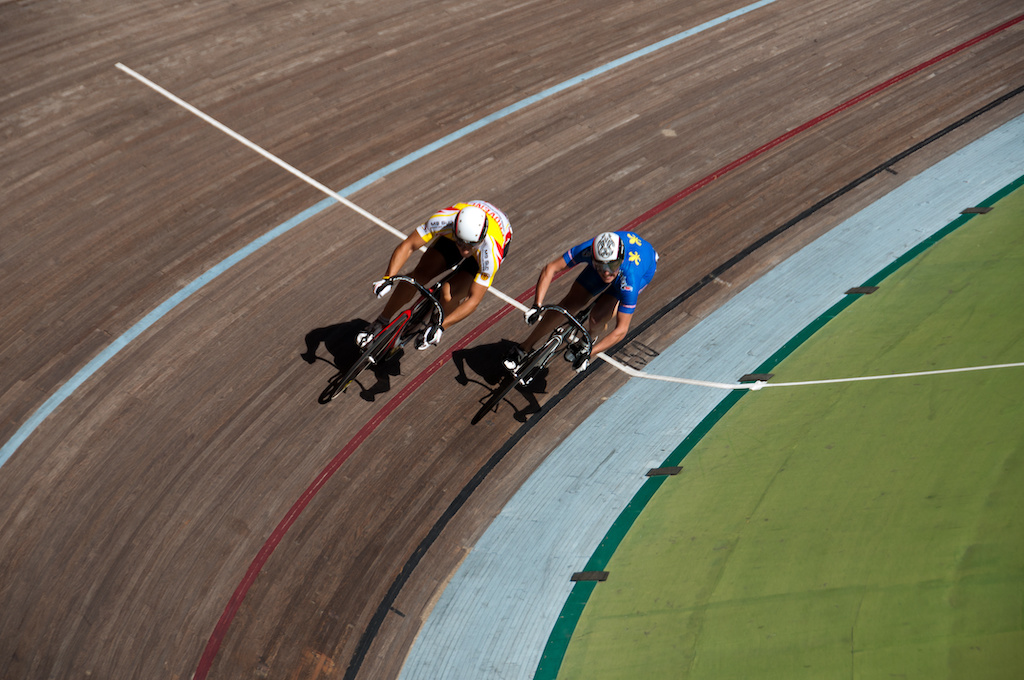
[194,13,1024,678]
[193,292,533,679]
[623,13,1024,231]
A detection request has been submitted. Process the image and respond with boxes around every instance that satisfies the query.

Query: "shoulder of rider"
[417,203,466,240]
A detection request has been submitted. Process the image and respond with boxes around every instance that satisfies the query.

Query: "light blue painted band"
[0,0,778,467]
[344,0,779,194]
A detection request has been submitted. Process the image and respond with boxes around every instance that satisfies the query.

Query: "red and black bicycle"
[319,273,450,402]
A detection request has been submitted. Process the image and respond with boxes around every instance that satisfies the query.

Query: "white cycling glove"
[372,278,393,298]
[524,304,541,325]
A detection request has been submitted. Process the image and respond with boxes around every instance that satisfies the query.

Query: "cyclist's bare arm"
[532,257,568,307]
[385,232,428,277]
[590,308,631,357]
[378,232,429,320]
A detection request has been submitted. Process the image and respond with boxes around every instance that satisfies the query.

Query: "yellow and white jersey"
[416,200,513,287]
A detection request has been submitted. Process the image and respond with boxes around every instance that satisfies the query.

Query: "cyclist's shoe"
[415,325,443,351]
[356,319,384,349]
[565,338,591,364]
[503,345,527,372]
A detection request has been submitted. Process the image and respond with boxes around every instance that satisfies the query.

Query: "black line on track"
[344,83,1024,680]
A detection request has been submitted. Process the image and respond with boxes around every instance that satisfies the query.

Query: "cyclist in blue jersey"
[504,231,658,373]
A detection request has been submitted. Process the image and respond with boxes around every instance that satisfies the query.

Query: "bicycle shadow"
[302,320,402,403]
[453,340,546,422]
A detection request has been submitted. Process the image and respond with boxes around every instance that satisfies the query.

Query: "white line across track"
[115,62,526,311]
[116,63,1024,393]
[603,356,1024,391]
[116,64,404,239]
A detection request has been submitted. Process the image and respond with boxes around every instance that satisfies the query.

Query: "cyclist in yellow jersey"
[357,201,512,350]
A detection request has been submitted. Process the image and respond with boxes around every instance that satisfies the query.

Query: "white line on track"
[604,355,1024,391]
[4,1,783,466]
[115,63,528,315]
[116,63,406,241]
[117,64,1024,396]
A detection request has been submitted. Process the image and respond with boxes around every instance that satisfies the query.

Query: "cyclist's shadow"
[452,340,546,422]
[302,320,401,402]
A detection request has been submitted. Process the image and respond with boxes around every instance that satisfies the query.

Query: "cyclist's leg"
[414,238,460,282]
[442,242,483,310]
[586,264,651,348]
[588,292,620,339]
[442,270,475,315]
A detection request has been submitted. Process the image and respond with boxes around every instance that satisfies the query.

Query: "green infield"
[549,179,1024,679]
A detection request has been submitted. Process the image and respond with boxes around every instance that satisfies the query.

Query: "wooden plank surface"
[1,0,1023,678]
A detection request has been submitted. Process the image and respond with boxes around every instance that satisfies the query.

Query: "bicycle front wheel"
[331,321,404,398]
[396,297,437,352]
[472,337,560,422]
[471,373,518,424]
[517,335,561,387]
[318,372,347,403]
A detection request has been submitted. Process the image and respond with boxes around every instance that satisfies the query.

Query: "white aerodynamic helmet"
[592,232,624,271]
[454,205,488,245]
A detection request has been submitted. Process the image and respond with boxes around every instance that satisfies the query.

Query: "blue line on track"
[0,0,778,467]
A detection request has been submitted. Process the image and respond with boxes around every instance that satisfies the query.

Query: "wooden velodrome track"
[2,0,1022,678]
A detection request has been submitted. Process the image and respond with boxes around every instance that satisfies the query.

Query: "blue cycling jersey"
[563,231,658,314]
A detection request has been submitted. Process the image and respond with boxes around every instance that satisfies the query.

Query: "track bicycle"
[319,273,450,402]
[471,299,596,423]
